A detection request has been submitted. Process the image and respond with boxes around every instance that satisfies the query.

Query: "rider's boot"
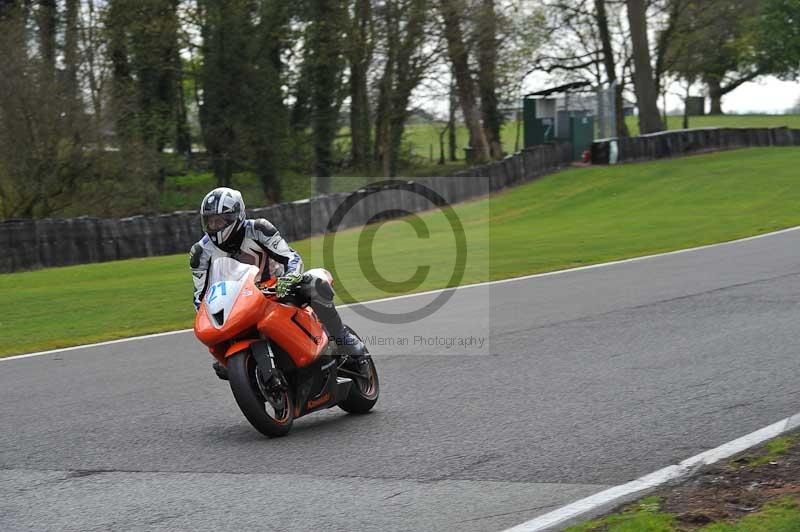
[335,329,367,360]
[307,298,367,361]
[296,268,368,363]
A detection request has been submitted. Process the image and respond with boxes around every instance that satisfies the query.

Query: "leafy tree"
[307,0,348,192]
[758,0,800,79]
[374,0,436,176]
[107,0,186,188]
[199,0,288,201]
[660,0,762,115]
[346,0,374,170]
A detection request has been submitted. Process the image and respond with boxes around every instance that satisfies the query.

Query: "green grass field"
[3,147,799,356]
[160,115,800,212]
[160,114,800,212]
[393,114,800,161]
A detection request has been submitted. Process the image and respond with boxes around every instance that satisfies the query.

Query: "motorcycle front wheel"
[228,350,294,437]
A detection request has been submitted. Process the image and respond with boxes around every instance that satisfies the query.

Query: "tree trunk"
[373,57,393,175]
[212,157,232,188]
[448,77,457,161]
[388,111,407,177]
[614,83,629,137]
[626,0,664,134]
[169,0,190,158]
[309,1,346,191]
[373,0,397,176]
[596,0,629,138]
[476,0,502,159]
[84,0,105,132]
[64,0,79,106]
[37,0,56,80]
[438,125,447,164]
[252,0,288,203]
[707,78,723,115]
[439,0,490,163]
[290,59,312,131]
[682,83,690,129]
[385,0,426,177]
[349,61,371,169]
[174,41,192,158]
[348,0,372,169]
[199,0,244,190]
[108,0,136,142]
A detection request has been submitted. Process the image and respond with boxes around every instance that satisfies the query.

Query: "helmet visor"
[202,212,238,233]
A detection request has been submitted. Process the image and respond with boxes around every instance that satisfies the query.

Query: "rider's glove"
[275,272,304,298]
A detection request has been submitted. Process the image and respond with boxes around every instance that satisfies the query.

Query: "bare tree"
[0,1,158,218]
[476,0,502,158]
[595,0,629,136]
[374,0,437,177]
[439,0,490,163]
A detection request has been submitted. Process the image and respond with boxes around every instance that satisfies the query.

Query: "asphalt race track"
[3,229,800,531]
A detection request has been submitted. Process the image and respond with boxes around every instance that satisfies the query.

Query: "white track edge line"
[502,411,800,532]
[4,224,800,363]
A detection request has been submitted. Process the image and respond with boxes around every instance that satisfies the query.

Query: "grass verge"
[568,497,800,532]
[2,147,800,356]
[565,430,800,531]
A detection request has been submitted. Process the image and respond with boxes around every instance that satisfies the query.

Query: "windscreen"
[206,257,254,287]
[205,257,258,328]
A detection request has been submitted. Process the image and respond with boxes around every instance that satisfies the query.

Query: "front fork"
[250,341,287,396]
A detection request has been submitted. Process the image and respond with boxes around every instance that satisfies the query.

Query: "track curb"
[502,411,800,531]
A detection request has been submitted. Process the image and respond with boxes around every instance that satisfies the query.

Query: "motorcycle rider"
[190,187,366,379]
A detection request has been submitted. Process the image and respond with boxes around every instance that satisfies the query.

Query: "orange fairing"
[194,269,268,348]
[258,301,327,368]
[225,339,260,358]
[194,258,328,369]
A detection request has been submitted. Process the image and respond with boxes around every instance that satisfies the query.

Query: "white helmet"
[200,187,246,252]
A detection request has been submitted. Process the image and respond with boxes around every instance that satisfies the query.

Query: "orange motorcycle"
[194,257,379,437]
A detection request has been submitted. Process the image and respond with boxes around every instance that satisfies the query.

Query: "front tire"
[228,351,293,437]
[339,357,379,414]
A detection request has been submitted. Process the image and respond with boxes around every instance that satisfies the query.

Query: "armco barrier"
[591,127,800,164]
[2,142,573,273]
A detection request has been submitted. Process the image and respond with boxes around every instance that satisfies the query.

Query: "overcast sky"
[515,74,800,115]
[416,75,799,118]
[715,77,800,114]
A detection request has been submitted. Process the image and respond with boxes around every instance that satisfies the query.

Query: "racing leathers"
[189,218,364,358]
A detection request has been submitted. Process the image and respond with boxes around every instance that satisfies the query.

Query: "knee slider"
[314,277,335,302]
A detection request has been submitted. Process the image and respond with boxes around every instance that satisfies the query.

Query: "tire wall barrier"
[2,142,573,273]
[590,127,800,164]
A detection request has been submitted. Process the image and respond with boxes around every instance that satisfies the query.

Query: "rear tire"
[339,357,379,414]
[228,351,293,437]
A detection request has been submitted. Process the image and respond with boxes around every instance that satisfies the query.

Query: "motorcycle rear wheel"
[228,351,293,437]
[338,357,379,414]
